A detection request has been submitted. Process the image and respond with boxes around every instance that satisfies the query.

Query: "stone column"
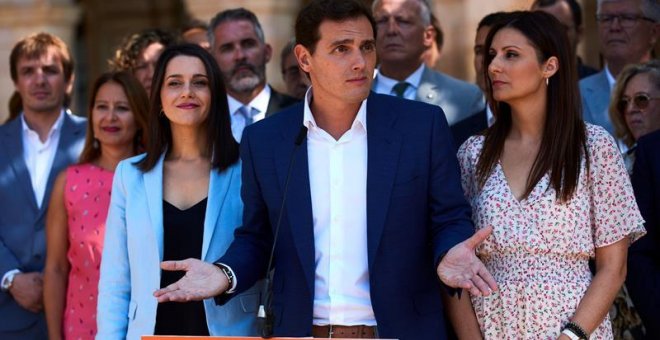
[0,0,81,122]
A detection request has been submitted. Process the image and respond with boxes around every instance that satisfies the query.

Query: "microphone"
[258,125,308,337]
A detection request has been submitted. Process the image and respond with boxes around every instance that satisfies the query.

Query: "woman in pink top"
[43,72,148,340]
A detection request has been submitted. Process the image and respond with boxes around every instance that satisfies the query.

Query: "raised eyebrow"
[330,38,354,48]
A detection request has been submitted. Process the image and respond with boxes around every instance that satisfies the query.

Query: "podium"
[144,336,395,339]
[143,337,395,340]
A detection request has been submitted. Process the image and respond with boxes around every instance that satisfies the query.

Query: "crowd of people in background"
[0,0,658,339]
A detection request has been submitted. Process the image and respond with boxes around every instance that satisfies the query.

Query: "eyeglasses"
[596,14,655,28]
[617,93,660,115]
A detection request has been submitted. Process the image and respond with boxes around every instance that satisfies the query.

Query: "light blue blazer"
[96,153,259,340]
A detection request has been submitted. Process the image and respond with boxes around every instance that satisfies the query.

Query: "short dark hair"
[477,12,511,31]
[181,18,208,33]
[136,44,239,172]
[208,8,265,48]
[110,28,177,72]
[79,72,149,164]
[532,0,582,28]
[295,0,377,54]
[280,38,296,73]
[480,11,587,203]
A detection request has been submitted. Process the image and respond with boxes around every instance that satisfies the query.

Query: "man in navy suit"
[0,33,85,339]
[628,129,660,338]
[155,1,495,339]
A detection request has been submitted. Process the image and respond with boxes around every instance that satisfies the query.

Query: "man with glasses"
[580,0,658,140]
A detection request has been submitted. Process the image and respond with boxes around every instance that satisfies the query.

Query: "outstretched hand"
[437,226,498,296]
[153,258,229,303]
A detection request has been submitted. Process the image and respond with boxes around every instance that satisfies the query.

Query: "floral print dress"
[457,124,645,340]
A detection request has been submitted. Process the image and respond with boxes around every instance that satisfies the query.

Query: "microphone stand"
[258,126,308,338]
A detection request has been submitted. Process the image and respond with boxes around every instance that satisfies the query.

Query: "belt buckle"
[328,324,334,338]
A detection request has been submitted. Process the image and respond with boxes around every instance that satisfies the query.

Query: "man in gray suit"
[372,0,484,126]
[0,32,85,339]
[580,0,658,137]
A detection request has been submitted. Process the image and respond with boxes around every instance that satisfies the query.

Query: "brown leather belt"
[312,325,377,338]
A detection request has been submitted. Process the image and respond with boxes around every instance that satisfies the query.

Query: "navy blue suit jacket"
[628,130,660,338]
[219,92,474,339]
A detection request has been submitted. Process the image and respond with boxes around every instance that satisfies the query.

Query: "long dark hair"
[79,71,149,164]
[136,44,239,172]
[478,11,588,203]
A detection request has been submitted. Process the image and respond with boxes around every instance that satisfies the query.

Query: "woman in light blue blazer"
[96,44,259,339]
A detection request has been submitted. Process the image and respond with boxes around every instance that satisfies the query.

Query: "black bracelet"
[564,321,589,340]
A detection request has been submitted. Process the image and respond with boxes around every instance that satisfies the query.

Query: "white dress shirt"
[228,85,271,142]
[373,63,425,100]
[303,88,376,326]
[21,110,65,208]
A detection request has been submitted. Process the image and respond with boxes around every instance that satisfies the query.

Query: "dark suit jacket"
[628,130,660,339]
[450,107,488,151]
[265,88,298,117]
[218,92,474,339]
[0,112,85,333]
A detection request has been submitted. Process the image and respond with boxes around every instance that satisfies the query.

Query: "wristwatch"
[1,269,21,292]
[213,263,236,293]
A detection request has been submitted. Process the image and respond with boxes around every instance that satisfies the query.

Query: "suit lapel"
[365,94,402,270]
[144,153,165,260]
[416,66,442,105]
[275,110,315,295]
[40,114,84,217]
[1,118,39,213]
[201,165,234,261]
[584,71,610,127]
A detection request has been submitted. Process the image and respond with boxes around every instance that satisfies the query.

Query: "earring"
[93,138,99,149]
[545,77,549,86]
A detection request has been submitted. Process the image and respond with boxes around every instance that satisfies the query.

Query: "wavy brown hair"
[79,72,149,164]
[478,11,588,203]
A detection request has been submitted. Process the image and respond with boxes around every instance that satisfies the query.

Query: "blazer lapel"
[201,165,235,260]
[365,94,402,270]
[1,118,39,213]
[144,153,165,260]
[40,114,85,217]
[275,110,315,295]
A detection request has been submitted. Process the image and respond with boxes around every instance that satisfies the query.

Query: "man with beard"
[209,8,298,142]
[0,32,85,339]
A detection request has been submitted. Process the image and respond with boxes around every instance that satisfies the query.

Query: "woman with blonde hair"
[609,60,660,173]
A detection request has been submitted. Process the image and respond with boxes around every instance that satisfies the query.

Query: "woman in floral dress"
[457,11,645,340]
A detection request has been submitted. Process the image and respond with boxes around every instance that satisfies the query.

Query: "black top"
[154,198,209,336]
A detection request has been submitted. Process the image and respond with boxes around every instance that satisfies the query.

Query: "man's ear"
[66,73,75,96]
[423,25,435,49]
[264,43,273,64]
[294,44,312,73]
